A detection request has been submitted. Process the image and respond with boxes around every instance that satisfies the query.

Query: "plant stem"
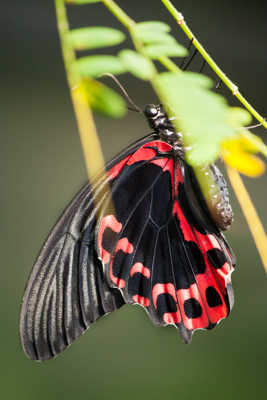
[55,0,106,181]
[101,0,135,29]
[159,56,180,73]
[101,0,177,78]
[226,166,267,273]
[161,0,267,130]
[101,0,161,89]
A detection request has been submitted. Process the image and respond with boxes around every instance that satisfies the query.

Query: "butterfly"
[20,104,235,361]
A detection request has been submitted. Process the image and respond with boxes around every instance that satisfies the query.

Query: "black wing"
[20,134,156,361]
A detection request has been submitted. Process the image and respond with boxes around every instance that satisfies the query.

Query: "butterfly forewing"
[19,136,158,360]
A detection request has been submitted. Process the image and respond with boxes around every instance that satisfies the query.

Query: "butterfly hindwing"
[97,140,235,341]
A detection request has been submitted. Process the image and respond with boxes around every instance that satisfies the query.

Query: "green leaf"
[67,27,125,50]
[137,30,177,45]
[136,21,171,34]
[175,71,213,88]
[241,132,267,157]
[119,49,154,80]
[228,107,252,128]
[143,41,188,59]
[155,71,238,166]
[73,55,127,78]
[82,79,127,118]
[66,0,101,4]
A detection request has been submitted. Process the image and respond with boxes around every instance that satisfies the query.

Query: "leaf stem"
[161,0,267,130]
[101,0,163,97]
[101,0,178,78]
[101,0,135,29]
[55,0,106,182]
[226,166,267,273]
[158,56,180,73]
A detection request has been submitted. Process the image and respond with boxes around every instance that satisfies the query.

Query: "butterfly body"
[20,105,235,360]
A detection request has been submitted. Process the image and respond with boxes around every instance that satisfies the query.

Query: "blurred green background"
[2,0,267,399]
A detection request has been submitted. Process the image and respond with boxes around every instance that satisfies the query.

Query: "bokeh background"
[2,0,267,399]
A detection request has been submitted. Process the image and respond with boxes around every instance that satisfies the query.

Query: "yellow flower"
[221,133,266,177]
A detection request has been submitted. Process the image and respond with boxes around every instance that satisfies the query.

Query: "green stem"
[101,0,135,29]
[159,56,180,73]
[55,0,79,87]
[101,0,177,78]
[55,0,105,182]
[161,0,267,130]
[101,0,160,84]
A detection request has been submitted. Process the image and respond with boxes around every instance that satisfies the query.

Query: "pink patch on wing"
[127,140,172,166]
[127,147,156,166]
[195,272,228,324]
[163,312,181,324]
[114,237,134,254]
[152,283,181,324]
[175,163,183,186]
[172,201,194,242]
[152,283,177,309]
[150,158,169,168]
[109,237,134,289]
[213,262,233,289]
[132,295,150,307]
[147,140,172,154]
[108,155,131,179]
[98,215,122,263]
[177,283,209,330]
[130,262,151,279]
[194,232,221,252]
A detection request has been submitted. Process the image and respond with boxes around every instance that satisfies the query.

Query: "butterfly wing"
[20,134,157,361]
[96,140,236,342]
[20,134,235,360]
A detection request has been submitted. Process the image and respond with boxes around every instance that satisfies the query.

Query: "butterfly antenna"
[182,48,198,71]
[215,79,222,90]
[245,119,266,130]
[199,59,206,74]
[179,38,194,69]
[99,73,142,113]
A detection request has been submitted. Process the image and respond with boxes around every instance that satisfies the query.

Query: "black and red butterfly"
[20,104,235,361]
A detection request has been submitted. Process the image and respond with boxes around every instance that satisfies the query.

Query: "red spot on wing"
[175,163,183,186]
[152,283,182,324]
[130,262,151,279]
[109,237,134,289]
[177,284,209,330]
[132,295,150,307]
[152,283,177,309]
[150,140,172,153]
[108,155,132,179]
[173,200,231,327]
[193,231,233,299]
[127,147,157,166]
[213,262,233,289]
[114,238,134,254]
[163,312,181,325]
[194,232,221,252]
[127,140,172,166]
[173,200,194,242]
[98,215,122,263]
[150,158,169,168]
[195,273,228,324]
